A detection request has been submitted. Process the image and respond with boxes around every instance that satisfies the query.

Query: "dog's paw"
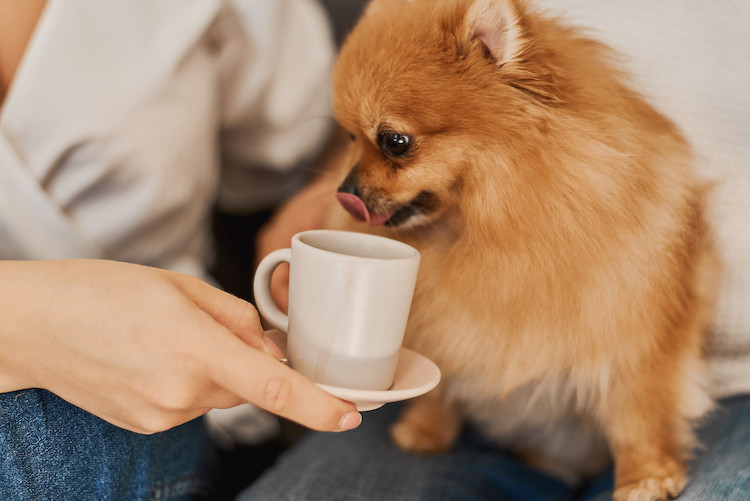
[613,474,687,501]
[389,419,453,453]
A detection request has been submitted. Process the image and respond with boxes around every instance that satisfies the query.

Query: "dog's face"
[332,0,556,230]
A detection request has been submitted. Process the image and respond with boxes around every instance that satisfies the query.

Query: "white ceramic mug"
[253,230,420,390]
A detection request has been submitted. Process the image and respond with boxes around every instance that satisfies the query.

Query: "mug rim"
[293,229,419,261]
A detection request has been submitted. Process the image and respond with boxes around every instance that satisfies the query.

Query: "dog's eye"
[378,130,411,157]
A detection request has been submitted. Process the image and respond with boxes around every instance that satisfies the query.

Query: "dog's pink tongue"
[368,210,394,226]
[336,192,370,223]
[335,192,394,226]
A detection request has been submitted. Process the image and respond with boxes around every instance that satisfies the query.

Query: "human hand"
[0,259,360,434]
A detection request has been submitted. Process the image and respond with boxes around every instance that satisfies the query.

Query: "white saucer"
[264,330,441,411]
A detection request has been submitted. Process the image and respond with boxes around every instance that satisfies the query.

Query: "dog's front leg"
[389,384,462,453]
[602,359,701,501]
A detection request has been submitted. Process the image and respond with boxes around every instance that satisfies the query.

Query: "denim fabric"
[680,395,750,500]
[0,389,213,501]
[239,396,750,500]
[579,395,750,501]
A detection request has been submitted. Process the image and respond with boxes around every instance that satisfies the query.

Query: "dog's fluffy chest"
[402,241,601,387]
[401,243,614,480]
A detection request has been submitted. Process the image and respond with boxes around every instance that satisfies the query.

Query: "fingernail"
[338,411,362,431]
[263,337,286,360]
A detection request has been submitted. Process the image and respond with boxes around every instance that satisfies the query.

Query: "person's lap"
[2,389,746,500]
[673,395,750,501]
[0,389,214,500]
[582,395,750,500]
[240,395,750,500]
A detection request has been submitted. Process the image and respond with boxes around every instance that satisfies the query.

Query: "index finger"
[206,333,361,432]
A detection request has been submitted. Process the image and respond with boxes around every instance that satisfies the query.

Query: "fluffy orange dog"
[326,0,721,499]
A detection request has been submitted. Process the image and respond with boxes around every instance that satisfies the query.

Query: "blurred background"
[209,0,369,304]
[319,0,368,46]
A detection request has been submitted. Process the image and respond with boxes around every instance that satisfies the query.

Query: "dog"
[325,0,721,499]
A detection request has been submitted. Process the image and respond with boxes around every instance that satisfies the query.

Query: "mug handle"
[253,248,291,333]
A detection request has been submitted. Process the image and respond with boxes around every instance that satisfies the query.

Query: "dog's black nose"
[337,166,361,197]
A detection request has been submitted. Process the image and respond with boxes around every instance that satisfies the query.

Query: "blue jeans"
[239,395,750,500]
[0,389,214,500]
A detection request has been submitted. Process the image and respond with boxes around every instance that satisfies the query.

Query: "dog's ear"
[463,0,527,66]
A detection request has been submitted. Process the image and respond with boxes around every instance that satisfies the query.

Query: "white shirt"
[0,0,335,281]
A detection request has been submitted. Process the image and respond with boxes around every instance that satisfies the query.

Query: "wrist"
[0,260,52,393]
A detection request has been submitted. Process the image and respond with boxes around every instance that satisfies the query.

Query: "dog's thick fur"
[326,0,721,498]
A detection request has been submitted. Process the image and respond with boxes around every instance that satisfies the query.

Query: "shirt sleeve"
[214,0,336,212]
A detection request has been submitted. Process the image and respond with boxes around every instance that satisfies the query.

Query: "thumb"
[171,273,269,351]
